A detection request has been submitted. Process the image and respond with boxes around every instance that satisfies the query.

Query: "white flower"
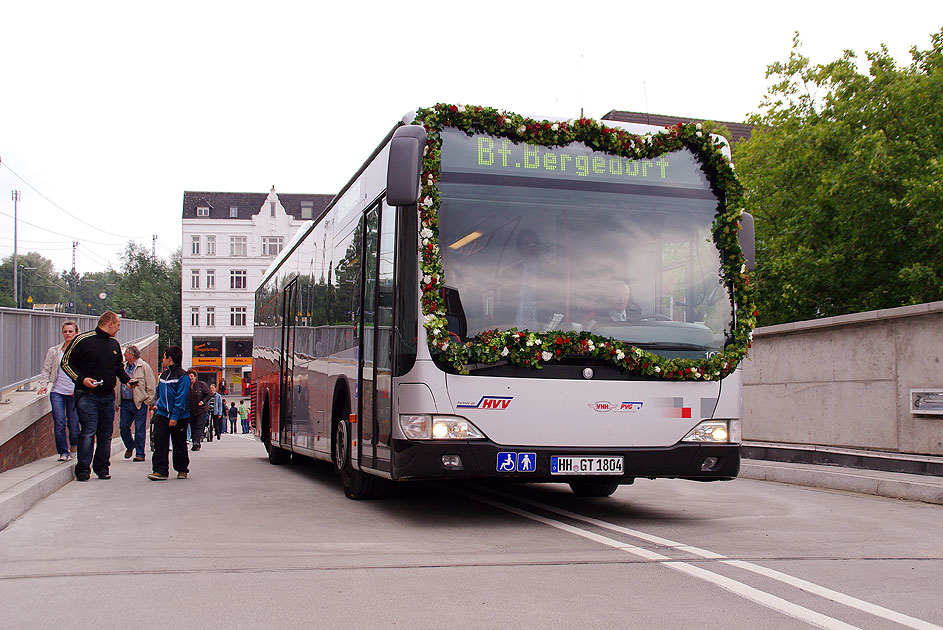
[587,342,595,351]
[740,263,746,274]
[534,339,541,345]
[501,347,509,357]
[422,197,433,207]
[696,131,703,138]
[525,339,534,347]
[541,351,552,361]
[696,123,702,131]
[551,123,559,131]
[457,105,465,113]
[615,350,625,361]
[422,274,432,283]
[440,341,449,350]
[423,314,436,325]
[423,146,428,155]
[517,125,526,135]
[654,366,661,373]
[420,228,433,239]
[432,328,441,336]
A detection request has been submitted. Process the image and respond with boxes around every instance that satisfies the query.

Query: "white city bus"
[253,104,756,499]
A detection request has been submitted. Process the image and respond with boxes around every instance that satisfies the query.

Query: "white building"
[181,188,333,390]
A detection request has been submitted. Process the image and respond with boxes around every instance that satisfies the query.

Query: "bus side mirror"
[387,125,427,206]
[738,211,756,272]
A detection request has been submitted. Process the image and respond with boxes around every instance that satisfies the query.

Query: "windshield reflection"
[438,137,733,361]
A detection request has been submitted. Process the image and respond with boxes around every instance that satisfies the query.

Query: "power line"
[0,209,126,246]
[0,160,147,240]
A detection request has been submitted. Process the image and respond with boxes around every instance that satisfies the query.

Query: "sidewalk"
[740,459,943,505]
[2,447,941,531]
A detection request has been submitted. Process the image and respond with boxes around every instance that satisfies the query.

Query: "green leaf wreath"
[413,103,756,380]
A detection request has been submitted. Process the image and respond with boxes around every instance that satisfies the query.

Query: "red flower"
[449,105,457,113]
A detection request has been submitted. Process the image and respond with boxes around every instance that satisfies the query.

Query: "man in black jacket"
[61,311,134,481]
[187,369,211,451]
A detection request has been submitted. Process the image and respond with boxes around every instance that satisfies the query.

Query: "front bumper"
[390,439,739,482]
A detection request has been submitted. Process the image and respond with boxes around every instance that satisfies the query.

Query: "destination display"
[440,127,708,189]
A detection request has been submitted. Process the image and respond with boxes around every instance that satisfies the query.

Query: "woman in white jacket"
[38,320,81,461]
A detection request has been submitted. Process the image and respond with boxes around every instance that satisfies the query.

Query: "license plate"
[550,456,624,475]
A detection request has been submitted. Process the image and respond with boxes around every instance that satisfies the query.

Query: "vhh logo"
[590,401,613,412]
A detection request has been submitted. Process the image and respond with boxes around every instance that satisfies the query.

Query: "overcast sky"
[2,0,941,275]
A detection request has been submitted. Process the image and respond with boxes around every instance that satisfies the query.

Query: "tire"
[334,415,386,500]
[268,442,291,465]
[568,479,620,497]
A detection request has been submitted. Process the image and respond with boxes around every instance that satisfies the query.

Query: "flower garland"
[413,103,757,380]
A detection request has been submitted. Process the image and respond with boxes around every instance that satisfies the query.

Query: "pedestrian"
[117,344,156,462]
[209,384,223,440]
[228,401,238,433]
[187,369,211,451]
[60,311,136,481]
[238,400,249,434]
[38,320,81,461]
[148,346,191,481]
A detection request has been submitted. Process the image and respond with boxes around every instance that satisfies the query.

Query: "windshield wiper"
[627,342,715,352]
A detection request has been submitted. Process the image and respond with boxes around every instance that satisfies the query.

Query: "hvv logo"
[456,396,513,410]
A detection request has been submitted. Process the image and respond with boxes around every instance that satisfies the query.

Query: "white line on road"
[457,489,861,630]
[465,487,943,630]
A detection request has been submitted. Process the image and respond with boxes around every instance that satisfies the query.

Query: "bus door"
[279,278,298,449]
[358,201,395,472]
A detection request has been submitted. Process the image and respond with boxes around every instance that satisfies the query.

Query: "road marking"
[465,487,943,630]
[457,489,860,630]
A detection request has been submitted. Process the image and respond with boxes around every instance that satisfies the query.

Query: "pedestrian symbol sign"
[497,452,516,472]
[517,452,536,472]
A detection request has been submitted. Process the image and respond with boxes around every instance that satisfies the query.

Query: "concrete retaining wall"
[742,301,943,456]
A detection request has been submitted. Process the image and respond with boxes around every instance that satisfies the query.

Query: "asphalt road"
[1,434,941,630]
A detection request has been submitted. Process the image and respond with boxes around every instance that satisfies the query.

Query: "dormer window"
[196,206,209,217]
[230,206,239,218]
[301,201,314,219]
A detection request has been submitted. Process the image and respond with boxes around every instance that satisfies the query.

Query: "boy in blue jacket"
[148,346,191,480]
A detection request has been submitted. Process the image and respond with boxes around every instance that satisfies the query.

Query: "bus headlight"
[681,419,741,444]
[399,414,486,440]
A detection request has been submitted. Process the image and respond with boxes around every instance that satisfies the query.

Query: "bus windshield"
[437,127,733,361]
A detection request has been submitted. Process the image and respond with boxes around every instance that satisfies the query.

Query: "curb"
[0,437,127,531]
[740,460,943,505]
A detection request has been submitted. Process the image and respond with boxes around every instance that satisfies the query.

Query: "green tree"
[734,29,943,325]
[112,242,182,350]
[0,252,70,308]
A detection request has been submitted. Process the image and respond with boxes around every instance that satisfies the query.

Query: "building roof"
[182,191,335,220]
[601,110,754,146]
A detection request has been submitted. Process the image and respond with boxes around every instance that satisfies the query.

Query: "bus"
[253,104,756,499]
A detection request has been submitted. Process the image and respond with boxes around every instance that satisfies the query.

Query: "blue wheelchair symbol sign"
[497,452,517,472]
[517,452,536,472]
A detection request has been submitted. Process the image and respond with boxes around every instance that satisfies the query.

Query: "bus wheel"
[268,443,291,465]
[568,480,620,497]
[334,416,385,500]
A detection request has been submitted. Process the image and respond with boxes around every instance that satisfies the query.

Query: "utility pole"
[152,234,157,258]
[72,241,78,312]
[12,190,20,307]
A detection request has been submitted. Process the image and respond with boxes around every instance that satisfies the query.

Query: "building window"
[229,206,238,218]
[206,235,216,256]
[206,269,215,289]
[191,235,201,256]
[196,206,209,217]
[270,201,276,217]
[190,269,200,289]
[230,236,247,256]
[301,202,314,219]
[231,269,247,289]
[231,306,247,327]
[191,307,200,327]
[262,236,284,256]
[206,307,215,327]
